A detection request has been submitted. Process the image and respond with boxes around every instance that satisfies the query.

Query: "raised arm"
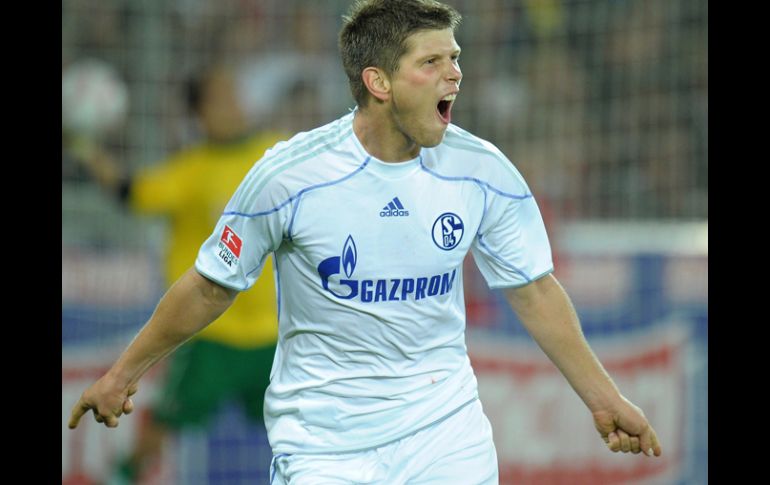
[68,267,238,430]
[503,273,662,457]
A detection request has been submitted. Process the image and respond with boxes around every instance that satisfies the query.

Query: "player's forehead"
[401,28,460,60]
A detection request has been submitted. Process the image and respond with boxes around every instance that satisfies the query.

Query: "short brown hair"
[339,0,462,107]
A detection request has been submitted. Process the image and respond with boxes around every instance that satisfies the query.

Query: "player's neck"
[353,107,420,163]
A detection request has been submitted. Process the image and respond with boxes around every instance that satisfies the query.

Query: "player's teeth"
[441,94,456,101]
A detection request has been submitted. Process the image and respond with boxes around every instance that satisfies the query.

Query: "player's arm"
[502,273,662,457]
[68,267,238,430]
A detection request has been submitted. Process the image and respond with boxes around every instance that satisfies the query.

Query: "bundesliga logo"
[217,225,242,267]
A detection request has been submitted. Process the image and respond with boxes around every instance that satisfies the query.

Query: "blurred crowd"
[63,0,707,227]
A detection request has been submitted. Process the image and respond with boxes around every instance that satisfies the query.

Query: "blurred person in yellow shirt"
[68,64,286,484]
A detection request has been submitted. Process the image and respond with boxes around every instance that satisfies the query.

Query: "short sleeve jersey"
[131,132,286,348]
[195,111,553,454]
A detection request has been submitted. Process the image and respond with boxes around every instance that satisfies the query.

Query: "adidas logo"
[380,197,410,217]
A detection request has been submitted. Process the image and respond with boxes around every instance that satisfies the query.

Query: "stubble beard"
[391,94,445,150]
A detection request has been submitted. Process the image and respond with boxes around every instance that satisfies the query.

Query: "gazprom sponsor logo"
[317,235,456,302]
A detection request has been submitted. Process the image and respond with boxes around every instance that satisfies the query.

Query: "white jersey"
[195,110,553,454]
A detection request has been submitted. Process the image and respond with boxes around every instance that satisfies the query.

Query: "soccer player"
[69,1,662,483]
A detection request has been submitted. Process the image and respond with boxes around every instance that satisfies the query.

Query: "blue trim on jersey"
[221,157,372,242]
[223,198,292,218]
[243,124,354,207]
[476,233,533,282]
[245,253,268,278]
[286,157,372,240]
[270,453,290,484]
[418,155,489,223]
[274,254,282,321]
[418,156,533,201]
[195,264,249,291]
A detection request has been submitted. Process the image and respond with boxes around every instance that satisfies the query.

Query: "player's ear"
[361,67,391,103]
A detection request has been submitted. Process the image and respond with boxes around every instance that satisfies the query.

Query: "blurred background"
[62,1,707,484]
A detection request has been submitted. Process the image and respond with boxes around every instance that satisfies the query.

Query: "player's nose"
[447,61,462,85]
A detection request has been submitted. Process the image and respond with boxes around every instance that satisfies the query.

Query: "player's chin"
[418,123,449,147]
[420,134,445,148]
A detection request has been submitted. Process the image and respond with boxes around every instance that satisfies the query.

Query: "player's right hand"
[68,377,138,430]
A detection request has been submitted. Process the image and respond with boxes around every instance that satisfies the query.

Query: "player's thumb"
[124,383,138,414]
[616,406,648,436]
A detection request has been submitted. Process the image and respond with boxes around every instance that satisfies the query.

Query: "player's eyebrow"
[417,48,461,62]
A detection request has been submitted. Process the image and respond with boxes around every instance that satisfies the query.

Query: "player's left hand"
[593,396,662,457]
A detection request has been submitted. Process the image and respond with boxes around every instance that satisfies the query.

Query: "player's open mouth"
[437,93,456,124]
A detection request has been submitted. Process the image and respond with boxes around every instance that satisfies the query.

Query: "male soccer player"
[69,1,662,483]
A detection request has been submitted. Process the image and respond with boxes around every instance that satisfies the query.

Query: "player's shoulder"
[257,113,357,186]
[228,113,359,211]
[435,124,529,192]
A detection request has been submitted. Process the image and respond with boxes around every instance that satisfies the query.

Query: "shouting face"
[386,28,462,149]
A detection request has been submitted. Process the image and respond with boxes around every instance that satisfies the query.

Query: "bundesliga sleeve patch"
[217,225,242,267]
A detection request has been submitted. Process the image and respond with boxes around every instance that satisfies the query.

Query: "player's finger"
[104,414,120,428]
[94,413,104,424]
[649,426,662,456]
[629,436,641,454]
[618,429,631,453]
[639,424,662,457]
[123,397,134,415]
[639,427,654,456]
[68,401,90,429]
[606,431,620,452]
